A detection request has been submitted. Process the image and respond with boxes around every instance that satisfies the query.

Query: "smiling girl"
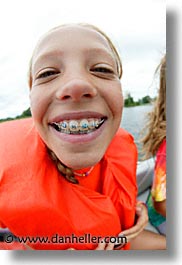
[0,23,165,250]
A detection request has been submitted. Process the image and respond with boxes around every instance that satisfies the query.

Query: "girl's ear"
[28,57,33,89]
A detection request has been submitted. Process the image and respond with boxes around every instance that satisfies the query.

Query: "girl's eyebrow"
[85,48,116,64]
[32,47,116,71]
[32,50,64,70]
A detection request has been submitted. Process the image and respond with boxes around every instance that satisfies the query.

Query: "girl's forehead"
[33,25,112,58]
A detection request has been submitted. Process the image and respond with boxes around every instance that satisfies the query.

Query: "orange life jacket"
[0,118,137,250]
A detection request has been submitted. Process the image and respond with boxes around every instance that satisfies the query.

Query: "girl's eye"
[37,70,59,79]
[91,67,114,74]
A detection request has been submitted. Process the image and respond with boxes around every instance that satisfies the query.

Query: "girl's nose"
[56,78,98,102]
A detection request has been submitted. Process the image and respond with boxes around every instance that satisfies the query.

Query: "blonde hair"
[28,23,123,184]
[141,55,166,159]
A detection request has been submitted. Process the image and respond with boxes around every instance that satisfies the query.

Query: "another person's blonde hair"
[141,55,166,159]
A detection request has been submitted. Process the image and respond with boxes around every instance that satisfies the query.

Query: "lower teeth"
[57,128,95,134]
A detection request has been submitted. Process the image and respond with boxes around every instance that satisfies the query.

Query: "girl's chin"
[56,156,100,170]
[52,148,104,169]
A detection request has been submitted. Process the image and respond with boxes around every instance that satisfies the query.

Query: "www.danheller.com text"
[3,233,127,245]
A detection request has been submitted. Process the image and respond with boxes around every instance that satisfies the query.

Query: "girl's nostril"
[62,95,71,100]
[84,94,91,98]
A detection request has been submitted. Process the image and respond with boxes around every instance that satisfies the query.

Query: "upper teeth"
[52,118,104,134]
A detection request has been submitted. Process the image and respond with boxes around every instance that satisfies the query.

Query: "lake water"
[120,105,153,160]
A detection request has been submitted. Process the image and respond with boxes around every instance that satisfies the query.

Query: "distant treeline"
[0,94,155,123]
[0,108,31,123]
[124,94,154,107]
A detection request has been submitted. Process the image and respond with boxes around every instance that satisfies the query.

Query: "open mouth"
[49,117,107,135]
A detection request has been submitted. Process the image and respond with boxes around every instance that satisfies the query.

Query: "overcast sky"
[0,0,166,119]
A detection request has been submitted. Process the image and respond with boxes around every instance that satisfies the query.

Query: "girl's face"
[30,25,123,169]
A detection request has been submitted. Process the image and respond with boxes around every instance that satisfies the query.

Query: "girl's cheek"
[30,95,43,121]
[110,88,123,110]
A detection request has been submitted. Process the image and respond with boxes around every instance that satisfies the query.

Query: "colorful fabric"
[151,139,166,202]
[147,193,166,229]
[0,118,137,250]
[147,139,166,233]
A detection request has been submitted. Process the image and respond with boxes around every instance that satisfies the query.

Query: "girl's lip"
[49,111,106,123]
